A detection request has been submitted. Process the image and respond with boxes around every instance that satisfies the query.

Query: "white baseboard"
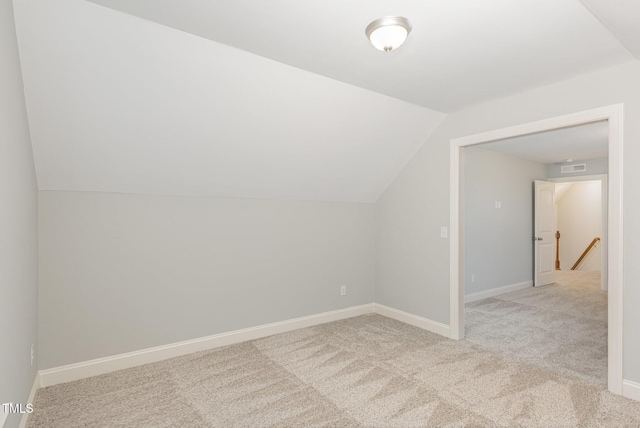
[374,303,451,338]
[39,304,375,388]
[465,280,533,303]
[38,302,454,389]
[27,300,639,406]
[623,379,640,402]
[17,372,40,428]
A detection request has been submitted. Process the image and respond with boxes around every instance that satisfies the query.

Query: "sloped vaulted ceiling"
[85,0,636,112]
[12,0,639,203]
[13,0,445,203]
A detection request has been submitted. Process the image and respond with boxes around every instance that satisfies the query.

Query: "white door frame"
[449,104,624,395]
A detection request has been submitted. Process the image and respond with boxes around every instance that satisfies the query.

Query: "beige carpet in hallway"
[466,270,608,385]
[30,302,640,427]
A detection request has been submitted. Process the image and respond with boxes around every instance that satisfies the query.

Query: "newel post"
[555,230,561,270]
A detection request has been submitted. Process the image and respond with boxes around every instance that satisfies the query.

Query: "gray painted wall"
[38,191,375,369]
[375,60,640,383]
[0,1,39,427]
[464,148,547,295]
[547,157,608,178]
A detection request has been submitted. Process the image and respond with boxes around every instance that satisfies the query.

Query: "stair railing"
[571,237,601,270]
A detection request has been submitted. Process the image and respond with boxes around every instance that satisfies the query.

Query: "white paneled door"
[534,180,556,287]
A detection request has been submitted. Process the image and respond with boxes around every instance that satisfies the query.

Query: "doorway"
[551,175,608,292]
[449,104,624,395]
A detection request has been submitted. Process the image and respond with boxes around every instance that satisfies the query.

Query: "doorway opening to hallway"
[449,104,624,394]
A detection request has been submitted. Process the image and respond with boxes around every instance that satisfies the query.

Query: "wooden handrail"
[555,231,561,270]
[571,237,601,270]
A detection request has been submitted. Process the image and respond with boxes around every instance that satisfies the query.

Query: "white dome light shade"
[365,17,412,52]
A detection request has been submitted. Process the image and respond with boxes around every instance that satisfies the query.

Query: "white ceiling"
[12,0,638,203]
[86,0,637,113]
[13,0,444,203]
[476,121,609,164]
[579,0,640,60]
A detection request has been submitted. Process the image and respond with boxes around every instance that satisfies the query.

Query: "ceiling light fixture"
[365,16,412,52]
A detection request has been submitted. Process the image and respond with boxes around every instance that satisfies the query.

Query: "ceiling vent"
[561,163,586,174]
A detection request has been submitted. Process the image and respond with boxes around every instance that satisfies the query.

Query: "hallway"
[466,270,607,384]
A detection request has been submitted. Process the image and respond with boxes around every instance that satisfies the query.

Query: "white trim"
[39,303,458,388]
[449,104,624,396]
[449,140,464,340]
[607,104,624,395]
[622,379,640,402]
[39,304,375,387]
[464,281,532,303]
[18,372,40,428]
[374,303,451,337]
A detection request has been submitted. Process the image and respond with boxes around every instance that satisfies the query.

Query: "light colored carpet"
[30,296,640,426]
[466,270,608,385]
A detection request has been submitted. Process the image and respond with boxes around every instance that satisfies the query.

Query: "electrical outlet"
[471,274,475,283]
[340,285,347,296]
[31,344,34,367]
[440,226,448,238]
[495,201,502,208]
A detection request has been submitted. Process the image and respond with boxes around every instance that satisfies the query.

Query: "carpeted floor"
[466,270,608,385]
[30,272,640,427]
